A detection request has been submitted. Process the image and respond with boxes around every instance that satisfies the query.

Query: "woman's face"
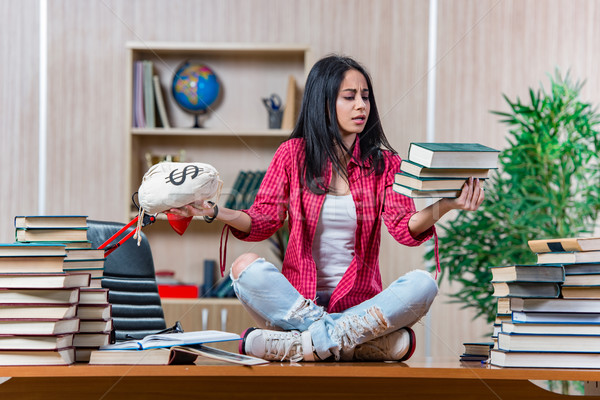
[335,69,370,139]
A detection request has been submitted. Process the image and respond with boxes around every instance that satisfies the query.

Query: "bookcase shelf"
[131,128,292,137]
[125,41,310,294]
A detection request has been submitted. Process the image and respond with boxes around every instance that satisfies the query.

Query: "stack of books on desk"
[393,142,499,198]
[14,215,106,286]
[459,341,494,362]
[490,236,600,368]
[12,215,114,363]
[0,243,90,365]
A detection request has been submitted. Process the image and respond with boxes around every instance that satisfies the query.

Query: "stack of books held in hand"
[393,142,500,198]
[490,236,600,368]
[0,243,92,365]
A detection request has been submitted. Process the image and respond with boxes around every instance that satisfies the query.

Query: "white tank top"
[312,194,357,294]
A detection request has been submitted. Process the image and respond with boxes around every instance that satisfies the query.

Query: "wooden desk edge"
[0,360,599,381]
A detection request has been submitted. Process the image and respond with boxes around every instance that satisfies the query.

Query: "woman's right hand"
[168,200,216,219]
[169,200,252,233]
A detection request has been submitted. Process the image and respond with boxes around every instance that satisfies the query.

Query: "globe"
[172,61,220,127]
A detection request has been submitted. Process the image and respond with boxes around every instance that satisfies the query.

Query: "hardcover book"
[79,288,109,304]
[510,297,600,313]
[0,304,78,319]
[0,273,90,289]
[0,347,75,366]
[0,243,66,257]
[0,318,80,335]
[79,319,113,333]
[462,342,494,356]
[61,267,103,279]
[537,250,600,264]
[490,264,564,282]
[528,236,600,253]
[89,347,198,365]
[502,321,600,336]
[497,332,600,353]
[563,263,600,275]
[143,60,155,128]
[399,159,490,179]
[561,285,600,299]
[0,333,74,350]
[0,288,80,304]
[511,311,600,324]
[407,142,500,169]
[0,255,66,274]
[77,304,111,320]
[14,215,88,229]
[490,349,600,369]
[394,172,470,191]
[73,332,111,347]
[64,248,105,261]
[63,259,104,269]
[491,281,560,298]
[15,228,89,243]
[153,74,171,128]
[564,274,600,285]
[392,183,461,199]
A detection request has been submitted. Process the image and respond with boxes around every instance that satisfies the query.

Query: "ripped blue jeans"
[231,258,438,360]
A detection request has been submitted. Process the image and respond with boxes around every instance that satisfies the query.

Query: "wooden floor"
[0,359,599,399]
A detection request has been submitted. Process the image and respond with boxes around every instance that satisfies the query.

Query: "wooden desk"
[0,359,599,399]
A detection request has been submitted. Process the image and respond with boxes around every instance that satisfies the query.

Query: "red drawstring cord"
[219,224,231,277]
[434,229,440,280]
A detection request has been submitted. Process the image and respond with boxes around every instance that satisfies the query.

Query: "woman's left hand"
[443,177,485,211]
[407,177,485,237]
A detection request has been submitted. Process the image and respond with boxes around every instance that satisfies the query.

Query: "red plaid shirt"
[227,137,435,313]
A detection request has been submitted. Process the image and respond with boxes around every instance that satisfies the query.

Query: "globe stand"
[192,110,207,128]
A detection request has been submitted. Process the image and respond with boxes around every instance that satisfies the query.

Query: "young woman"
[170,55,484,362]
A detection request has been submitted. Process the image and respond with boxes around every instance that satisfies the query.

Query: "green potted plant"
[427,70,600,323]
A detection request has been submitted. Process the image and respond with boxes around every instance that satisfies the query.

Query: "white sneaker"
[240,327,315,362]
[353,327,416,361]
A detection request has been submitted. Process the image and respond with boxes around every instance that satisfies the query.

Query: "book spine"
[143,61,155,128]
[202,260,216,297]
[153,75,171,129]
[225,171,246,209]
[134,61,145,128]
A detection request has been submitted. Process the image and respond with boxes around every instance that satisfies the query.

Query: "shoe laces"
[263,330,303,362]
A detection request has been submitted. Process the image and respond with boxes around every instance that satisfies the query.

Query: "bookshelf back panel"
[132,49,305,131]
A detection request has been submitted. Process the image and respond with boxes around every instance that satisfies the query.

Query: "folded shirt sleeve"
[382,155,435,247]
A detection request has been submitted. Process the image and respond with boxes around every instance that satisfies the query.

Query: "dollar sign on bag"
[167,165,200,186]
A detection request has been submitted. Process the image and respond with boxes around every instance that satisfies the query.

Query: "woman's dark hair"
[290,54,395,194]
